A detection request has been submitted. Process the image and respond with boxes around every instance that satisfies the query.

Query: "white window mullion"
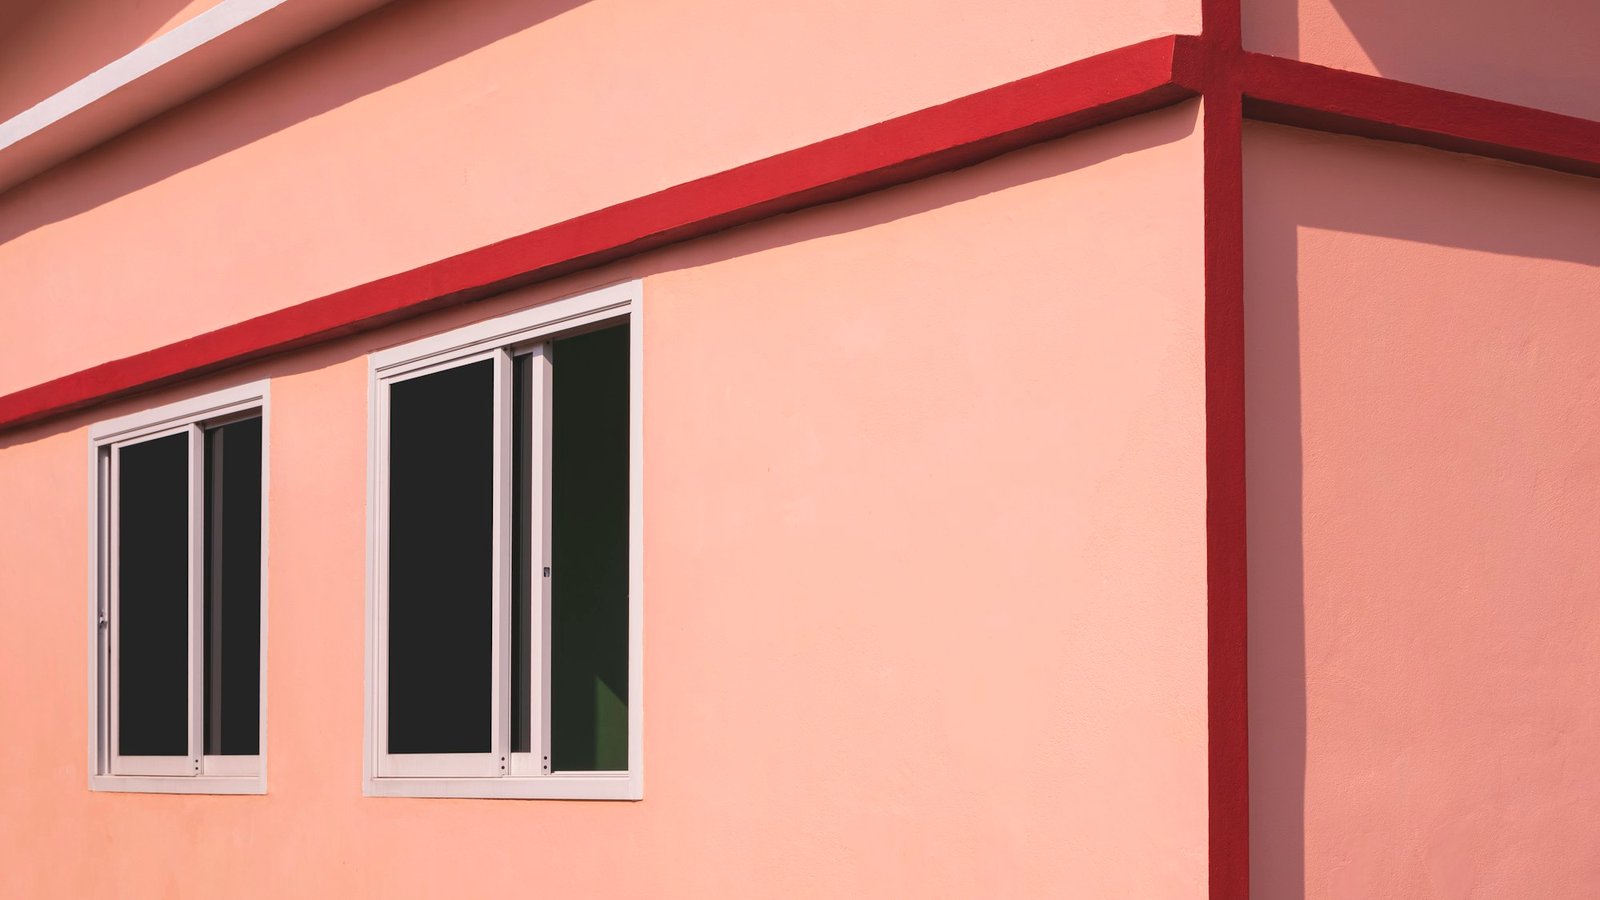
[107,445,123,770]
[96,448,112,777]
[510,343,553,778]
[373,376,393,776]
[492,349,512,775]
[186,423,204,775]
[536,343,554,776]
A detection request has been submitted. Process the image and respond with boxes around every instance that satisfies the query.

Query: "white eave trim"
[3,0,288,145]
[0,0,393,193]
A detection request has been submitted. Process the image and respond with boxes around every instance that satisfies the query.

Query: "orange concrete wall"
[1243,0,1600,120]
[0,104,1208,898]
[0,0,1198,398]
[1246,122,1600,898]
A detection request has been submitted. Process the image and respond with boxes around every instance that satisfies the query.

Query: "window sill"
[89,773,266,795]
[364,772,641,800]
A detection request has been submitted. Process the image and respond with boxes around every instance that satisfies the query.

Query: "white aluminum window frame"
[88,380,271,795]
[364,280,644,800]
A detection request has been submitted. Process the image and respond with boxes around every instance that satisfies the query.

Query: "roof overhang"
[0,0,393,193]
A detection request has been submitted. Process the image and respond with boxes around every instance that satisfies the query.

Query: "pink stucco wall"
[0,0,1198,399]
[0,104,1208,898]
[1246,122,1600,898]
[1243,0,1600,120]
[0,0,220,122]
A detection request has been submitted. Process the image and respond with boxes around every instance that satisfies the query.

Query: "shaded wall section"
[1243,0,1600,120]
[0,0,220,122]
[0,104,1207,898]
[1246,121,1600,898]
[0,0,1198,397]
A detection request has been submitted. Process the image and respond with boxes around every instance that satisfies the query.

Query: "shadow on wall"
[0,0,591,246]
[0,100,1201,457]
[0,0,203,121]
[1245,125,1600,899]
[1244,0,1600,118]
[1244,157,1306,900]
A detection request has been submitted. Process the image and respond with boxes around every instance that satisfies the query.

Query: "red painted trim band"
[0,35,1198,435]
[1243,53,1600,179]
[14,37,1600,442]
[1203,86,1251,900]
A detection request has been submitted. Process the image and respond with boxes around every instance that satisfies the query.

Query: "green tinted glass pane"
[550,325,629,771]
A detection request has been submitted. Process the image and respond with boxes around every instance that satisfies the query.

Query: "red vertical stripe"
[1204,81,1251,899]
[1202,0,1250,892]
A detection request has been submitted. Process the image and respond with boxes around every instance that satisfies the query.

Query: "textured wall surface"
[0,0,1198,397]
[0,105,1208,898]
[1247,122,1600,899]
[1244,0,1600,120]
[0,0,220,121]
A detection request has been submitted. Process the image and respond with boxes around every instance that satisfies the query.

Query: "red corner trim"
[1200,0,1241,52]
[1203,83,1250,900]
[1199,18,1250,897]
[0,35,1196,434]
[1198,0,1251,891]
[1243,53,1600,179]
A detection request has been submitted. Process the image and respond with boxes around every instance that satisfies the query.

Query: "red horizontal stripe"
[1243,53,1600,179]
[0,35,1195,434]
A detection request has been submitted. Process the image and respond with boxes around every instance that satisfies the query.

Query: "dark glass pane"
[204,417,262,756]
[117,433,190,757]
[387,360,495,754]
[551,325,629,771]
[511,353,533,754]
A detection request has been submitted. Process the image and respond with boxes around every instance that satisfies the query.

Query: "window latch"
[97,613,108,630]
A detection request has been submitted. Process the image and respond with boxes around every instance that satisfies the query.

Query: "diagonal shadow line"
[0,0,202,122]
[0,0,591,247]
